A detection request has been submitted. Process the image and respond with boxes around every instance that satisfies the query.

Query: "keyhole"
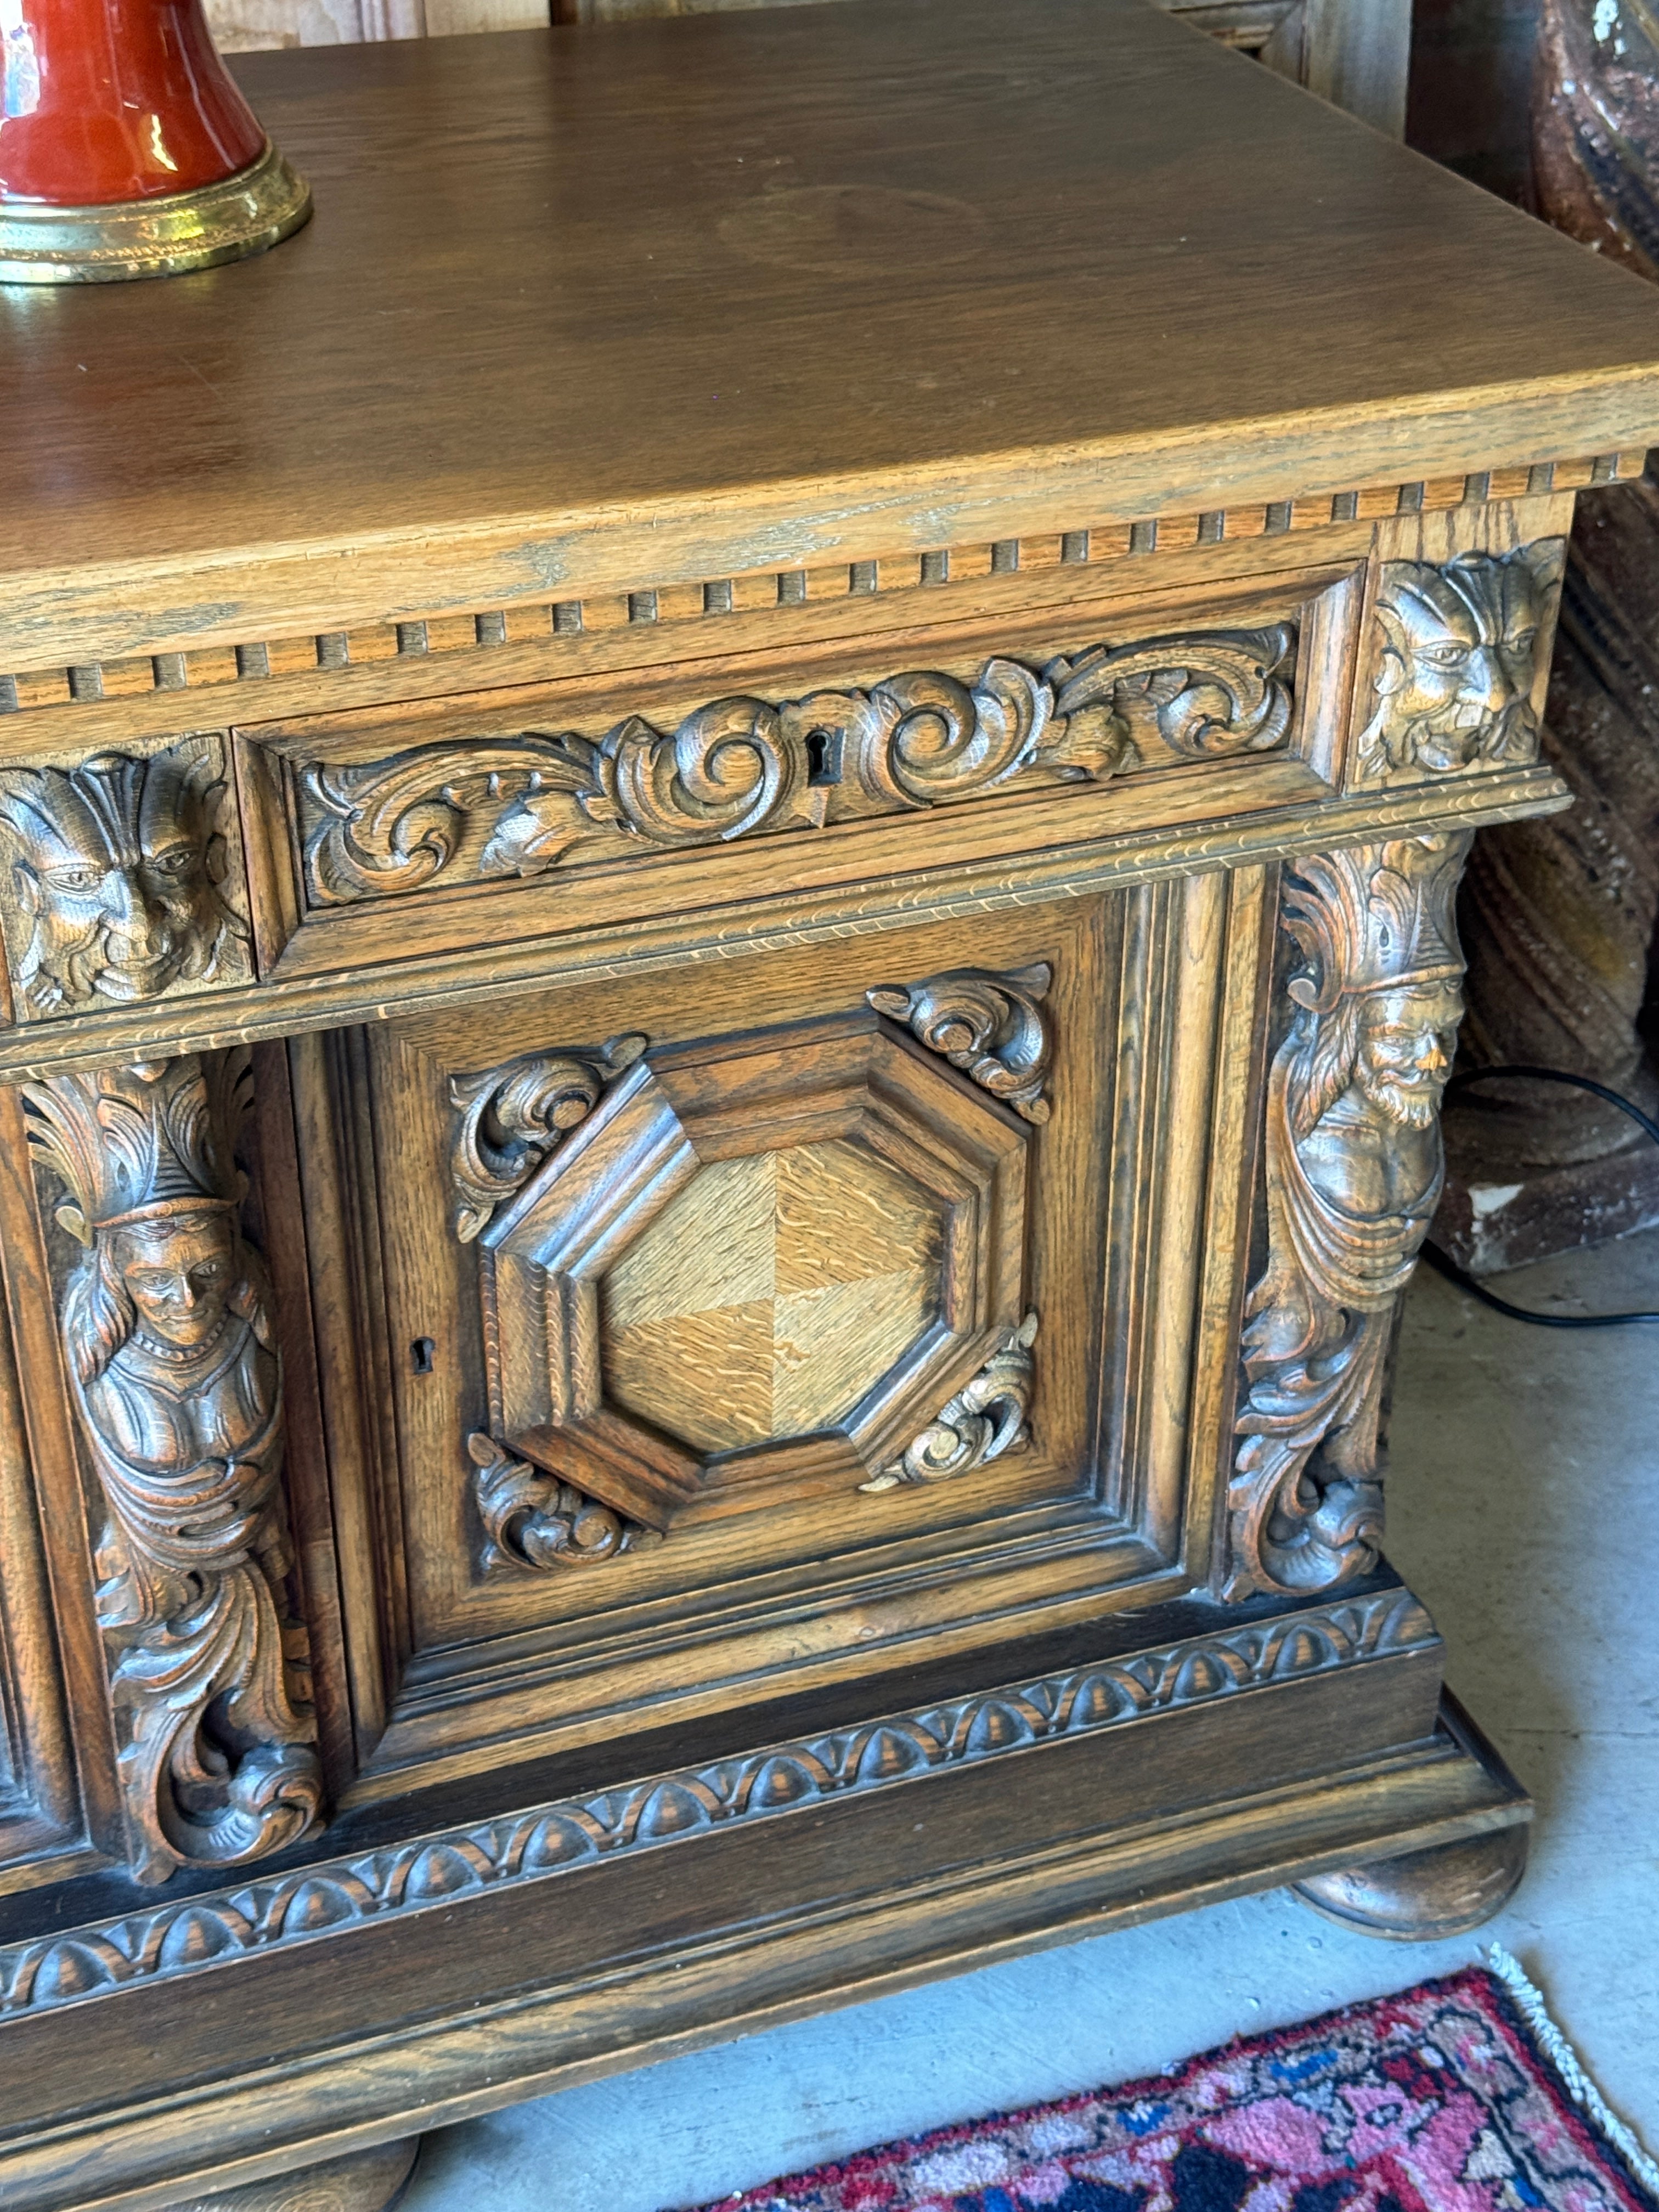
[805,728,840,785]
[410,1338,436,1374]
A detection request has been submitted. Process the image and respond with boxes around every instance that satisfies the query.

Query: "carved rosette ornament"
[298,628,1296,905]
[465,1434,637,1573]
[860,1312,1039,1493]
[22,1053,323,1884]
[0,737,252,1020]
[867,964,1053,1122]
[1228,835,1472,1599]
[449,1034,648,1240]
[1356,546,1565,785]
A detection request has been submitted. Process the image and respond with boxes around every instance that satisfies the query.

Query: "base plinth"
[159,2140,420,2212]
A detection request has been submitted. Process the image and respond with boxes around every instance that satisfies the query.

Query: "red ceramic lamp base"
[0,141,311,285]
[0,0,312,284]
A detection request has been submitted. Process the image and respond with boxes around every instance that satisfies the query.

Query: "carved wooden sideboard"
[2,8,1659,2208]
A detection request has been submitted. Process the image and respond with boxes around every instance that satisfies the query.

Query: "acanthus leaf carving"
[867,962,1053,1122]
[297,628,1297,905]
[22,1051,323,1884]
[1228,833,1473,1599]
[1049,623,1295,762]
[449,1032,648,1242]
[0,736,252,1020]
[465,1432,640,1573]
[1357,543,1566,785]
[860,1311,1038,1492]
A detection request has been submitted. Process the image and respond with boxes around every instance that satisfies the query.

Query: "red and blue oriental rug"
[690,1962,1658,2212]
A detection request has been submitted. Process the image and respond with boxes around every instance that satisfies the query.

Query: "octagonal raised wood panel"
[479,1015,1029,1530]
[601,1141,945,1453]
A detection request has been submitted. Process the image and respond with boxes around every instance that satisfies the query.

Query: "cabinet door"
[282,872,1272,1807]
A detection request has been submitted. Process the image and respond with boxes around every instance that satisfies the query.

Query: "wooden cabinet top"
[4,0,1659,671]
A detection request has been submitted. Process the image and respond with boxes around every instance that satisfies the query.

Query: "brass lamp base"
[0,142,311,286]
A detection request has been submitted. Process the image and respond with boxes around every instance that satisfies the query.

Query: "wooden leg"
[1292,1821,1529,1940]
[161,2140,421,2212]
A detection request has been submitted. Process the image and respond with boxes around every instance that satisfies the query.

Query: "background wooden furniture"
[2,6,1659,2207]
[1431,0,1659,1272]
[206,0,1413,142]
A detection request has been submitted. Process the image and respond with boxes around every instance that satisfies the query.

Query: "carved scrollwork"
[867,963,1053,1122]
[1049,624,1295,763]
[297,628,1297,905]
[0,737,252,1020]
[1228,833,1473,1599]
[1357,544,1566,785]
[860,1311,1038,1492]
[465,1432,636,1573]
[22,1052,323,1884]
[449,1033,648,1241]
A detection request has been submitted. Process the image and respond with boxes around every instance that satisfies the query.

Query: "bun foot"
[160,2138,421,2212]
[1293,1821,1529,1940]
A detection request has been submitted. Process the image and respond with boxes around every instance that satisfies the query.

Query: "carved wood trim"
[1227,832,1473,1599]
[860,1311,1039,1492]
[0,452,1638,726]
[21,1052,324,1883]
[295,629,1297,905]
[1356,543,1567,786]
[449,1034,647,1242]
[0,1584,1434,2016]
[0,736,253,1024]
[867,965,1053,1122]
[0,765,1571,1092]
[465,1432,640,1573]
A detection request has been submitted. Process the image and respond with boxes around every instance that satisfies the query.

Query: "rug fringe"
[1487,1945,1659,2203]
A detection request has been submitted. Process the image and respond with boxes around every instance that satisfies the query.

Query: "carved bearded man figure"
[24,1054,321,1883]
[1231,833,1470,1597]
[1358,544,1564,782]
[0,738,249,1018]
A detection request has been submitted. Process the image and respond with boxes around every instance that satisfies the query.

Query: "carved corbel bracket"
[449,1032,648,1240]
[860,1312,1039,1492]
[1356,543,1566,785]
[22,1051,322,1884]
[0,736,252,1023]
[867,963,1053,1122]
[1227,833,1473,1598]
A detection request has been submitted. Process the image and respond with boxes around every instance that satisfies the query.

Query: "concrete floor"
[402,1228,1659,2212]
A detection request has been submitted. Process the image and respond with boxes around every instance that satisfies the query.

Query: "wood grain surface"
[603,1142,944,1451]
[4,1,1659,668]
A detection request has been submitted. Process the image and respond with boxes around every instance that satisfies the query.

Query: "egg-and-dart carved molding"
[298,627,1295,905]
[0,452,1633,723]
[0,1585,1432,2018]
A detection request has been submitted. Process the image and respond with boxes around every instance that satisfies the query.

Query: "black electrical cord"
[1418,1064,1659,1327]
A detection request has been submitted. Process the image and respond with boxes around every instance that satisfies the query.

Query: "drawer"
[233,566,1353,986]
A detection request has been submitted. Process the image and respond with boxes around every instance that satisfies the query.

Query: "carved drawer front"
[281,873,1274,1803]
[233,575,1347,990]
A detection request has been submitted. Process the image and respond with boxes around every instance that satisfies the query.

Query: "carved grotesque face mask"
[1353,981,1464,1128]
[0,744,247,1017]
[1365,546,1563,780]
[110,1211,239,1352]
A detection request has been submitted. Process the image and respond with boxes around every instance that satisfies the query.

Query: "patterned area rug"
[690,1963,1659,2212]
